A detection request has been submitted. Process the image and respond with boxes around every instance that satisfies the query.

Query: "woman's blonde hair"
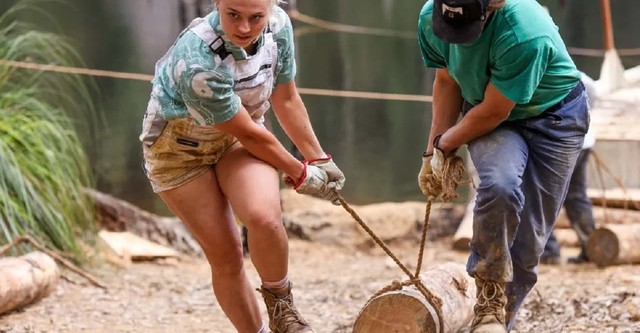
[214,0,284,6]
[488,0,506,11]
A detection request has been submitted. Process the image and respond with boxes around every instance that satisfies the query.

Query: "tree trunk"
[86,189,202,257]
[555,206,640,229]
[0,252,60,315]
[586,224,640,267]
[452,193,475,251]
[554,228,580,247]
[353,263,476,333]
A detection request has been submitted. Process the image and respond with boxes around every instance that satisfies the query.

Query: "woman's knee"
[206,247,245,277]
[242,210,284,234]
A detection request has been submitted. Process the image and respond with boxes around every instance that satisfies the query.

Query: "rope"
[0,59,433,103]
[290,8,640,59]
[336,195,445,333]
[288,9,416,39]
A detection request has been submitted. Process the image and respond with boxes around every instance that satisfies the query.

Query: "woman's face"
[216,0,271,49]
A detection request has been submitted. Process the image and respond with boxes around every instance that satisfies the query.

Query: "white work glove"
[284,164,340,204]
[430,148,445,179]
[307,154,345,191]
[418,153,433,196]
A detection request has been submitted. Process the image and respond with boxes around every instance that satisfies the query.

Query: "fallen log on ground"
[0,252,59,315]
[85,189,202,257]
[352,262,476,333]
[586,224,640,267]
[553,228,580,248]
[281,189,464,248]
[555,206,640,228]
[452,193,475,251]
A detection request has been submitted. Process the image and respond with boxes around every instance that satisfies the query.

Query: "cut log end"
[353,263,476,333]
[587,228,621,267]
[353,289,439,333]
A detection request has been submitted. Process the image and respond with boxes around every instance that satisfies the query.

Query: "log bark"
[353,263,476,333]
[586,224,640,267]
[452,192,475,251]
[0,252,60,315]
[86,189,202,257]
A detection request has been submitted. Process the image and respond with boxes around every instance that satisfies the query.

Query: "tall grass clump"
[0,0,97,260]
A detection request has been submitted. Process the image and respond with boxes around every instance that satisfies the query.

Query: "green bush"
[0,0,96,260]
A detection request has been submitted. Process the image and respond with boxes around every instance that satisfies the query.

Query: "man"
[417,0,589,332]
[541,73,598,265]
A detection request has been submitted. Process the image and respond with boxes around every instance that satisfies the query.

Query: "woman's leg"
[216,144,314,333]
[158,168,262,333]
[215,144,287,283]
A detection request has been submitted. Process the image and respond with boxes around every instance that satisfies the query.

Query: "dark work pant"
[466,88,589,330]
[543,149,596,259]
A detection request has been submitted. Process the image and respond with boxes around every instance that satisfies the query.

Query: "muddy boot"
[470,277,507,333]
[257,283,314,333]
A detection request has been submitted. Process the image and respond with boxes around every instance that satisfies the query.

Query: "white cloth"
[581,73,596,150]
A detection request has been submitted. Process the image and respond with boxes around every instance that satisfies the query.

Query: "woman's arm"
[214,105,304,180]
[270,80,326,161]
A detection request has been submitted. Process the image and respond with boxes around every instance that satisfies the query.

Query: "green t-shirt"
[418,0,581,120]
[152,6,296,125]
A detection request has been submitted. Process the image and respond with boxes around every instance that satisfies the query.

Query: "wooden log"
[553,228,580,248]
[85,189,202,257]
[586,224,640,267]
[555,206,640,229]
[452,193,475,251]
[353,263,476,333]
[0,251,60,315]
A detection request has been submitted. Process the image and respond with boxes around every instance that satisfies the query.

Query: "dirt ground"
[1,236,639,333]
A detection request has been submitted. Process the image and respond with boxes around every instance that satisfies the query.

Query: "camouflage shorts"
[141,117,238,193]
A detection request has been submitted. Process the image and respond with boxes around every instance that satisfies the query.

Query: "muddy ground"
[1,235,639,333]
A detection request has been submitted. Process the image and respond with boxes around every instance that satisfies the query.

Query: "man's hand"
[430,148,446,179]
[307,155,345,191]
[284,164,340,204]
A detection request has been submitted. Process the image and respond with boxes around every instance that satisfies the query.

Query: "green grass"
[0,0,96,261]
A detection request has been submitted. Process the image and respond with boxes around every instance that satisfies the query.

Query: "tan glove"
[307,154,345,191]
[418,153,434,196]
[284,164,340,203]
[430,148,446,179]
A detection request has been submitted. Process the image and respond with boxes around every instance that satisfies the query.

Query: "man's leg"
[467,125,529,333]
[505,91,588,330]
[564,149,596,263]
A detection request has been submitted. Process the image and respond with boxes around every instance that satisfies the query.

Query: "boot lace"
[474,280,506,323]
[271,294,309,329]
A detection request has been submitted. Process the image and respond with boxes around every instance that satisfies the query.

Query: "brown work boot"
[257,283,314,333]
[470,277,507,333]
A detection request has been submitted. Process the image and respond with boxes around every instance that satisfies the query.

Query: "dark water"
[5,0,640,215]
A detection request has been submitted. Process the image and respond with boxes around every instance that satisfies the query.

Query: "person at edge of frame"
[139,0,346,332]
[416,0,588,332]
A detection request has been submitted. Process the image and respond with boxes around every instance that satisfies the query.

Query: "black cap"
[432,0,489,44]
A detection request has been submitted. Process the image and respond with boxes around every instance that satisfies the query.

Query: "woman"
[140,0,344,332]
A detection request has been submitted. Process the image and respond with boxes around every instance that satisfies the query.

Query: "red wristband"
[293,161,308,189]
[306,153,332,164]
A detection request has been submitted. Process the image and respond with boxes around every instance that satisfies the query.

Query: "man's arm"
[425,69,464,154]
[270,80,326,160]
[437,81,516,153]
